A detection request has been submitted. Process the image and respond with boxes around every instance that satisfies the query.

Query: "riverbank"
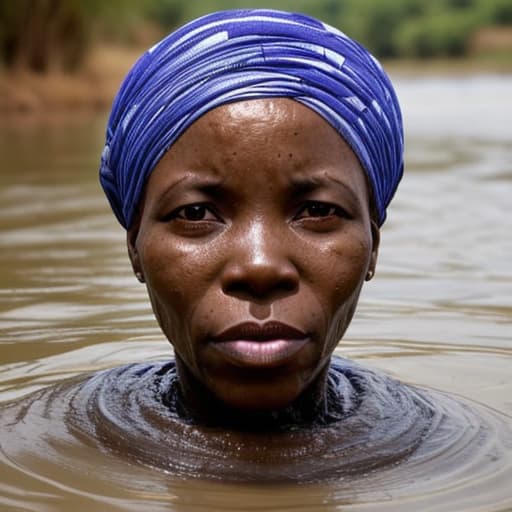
[1,43,511,117]
[0,45,143,116]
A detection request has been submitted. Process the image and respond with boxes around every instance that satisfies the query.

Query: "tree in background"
[0,0,151,73]
[150,0,512,58]
[1,0,511,73]
[0,0,88,72]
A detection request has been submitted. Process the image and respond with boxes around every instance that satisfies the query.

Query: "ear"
[365,220,380,281]
[127,224,145,283]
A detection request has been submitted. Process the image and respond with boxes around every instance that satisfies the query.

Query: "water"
[1,75,511,511]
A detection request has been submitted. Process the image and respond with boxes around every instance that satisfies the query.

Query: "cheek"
[141,234,212,299]
[309,231,370,299]
[138,234,217,352]
[305,231,371,340]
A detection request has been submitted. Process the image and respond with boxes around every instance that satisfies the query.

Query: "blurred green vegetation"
[1,0,511,73]
[0,0,153,72]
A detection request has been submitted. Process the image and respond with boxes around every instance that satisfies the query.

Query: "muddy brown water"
[1,75,511,511]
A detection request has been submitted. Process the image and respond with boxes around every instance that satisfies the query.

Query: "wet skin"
[128,98,379,426]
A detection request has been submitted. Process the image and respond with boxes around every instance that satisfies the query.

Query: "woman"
[2,9,508,491]
[93,8,443,478]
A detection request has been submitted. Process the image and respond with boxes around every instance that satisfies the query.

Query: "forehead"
[179,98,354,159]
[147,98,369,201]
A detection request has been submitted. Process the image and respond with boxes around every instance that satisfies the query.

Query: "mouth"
[209,321,310,368]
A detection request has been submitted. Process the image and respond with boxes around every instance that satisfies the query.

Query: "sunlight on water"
[0,76,511,511]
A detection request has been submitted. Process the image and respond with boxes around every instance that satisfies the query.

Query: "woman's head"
[127,98,378,414]
[99,9,403,418]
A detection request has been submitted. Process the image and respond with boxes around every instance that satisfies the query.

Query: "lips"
[209,321,310,368]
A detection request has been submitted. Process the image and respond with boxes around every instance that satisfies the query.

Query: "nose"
[221,221,299,302]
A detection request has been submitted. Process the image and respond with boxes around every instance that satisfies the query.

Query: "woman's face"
[128,99,378,413]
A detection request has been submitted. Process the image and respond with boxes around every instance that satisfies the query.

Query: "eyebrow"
[156,174,226,202]
[289,174,361,203]
[154,171,364,209]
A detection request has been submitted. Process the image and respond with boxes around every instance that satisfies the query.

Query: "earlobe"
[127,227,145,283]
[366,220,380,281]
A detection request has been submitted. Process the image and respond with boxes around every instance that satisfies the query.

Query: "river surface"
[0,75,511,511]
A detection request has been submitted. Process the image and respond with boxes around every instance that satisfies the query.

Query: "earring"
[135,271,144,283]
[366,269,374,281]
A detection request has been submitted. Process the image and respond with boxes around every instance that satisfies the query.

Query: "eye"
[164,203,219,222]
[294,201,346,220]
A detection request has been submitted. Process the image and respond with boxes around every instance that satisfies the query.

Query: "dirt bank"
[0,45,144,116]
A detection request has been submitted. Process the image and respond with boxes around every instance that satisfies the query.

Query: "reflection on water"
[0,75,511,511]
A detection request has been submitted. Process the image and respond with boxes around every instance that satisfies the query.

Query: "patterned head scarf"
[100,9,404,228]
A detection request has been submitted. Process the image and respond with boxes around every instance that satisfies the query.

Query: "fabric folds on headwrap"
[99,9,404,228]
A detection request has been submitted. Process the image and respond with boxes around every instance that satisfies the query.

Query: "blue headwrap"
[100,9,404,228]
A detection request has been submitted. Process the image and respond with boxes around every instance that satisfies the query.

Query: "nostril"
[221,264,299,301]
[223,280,251,298]
[281,278,298,292]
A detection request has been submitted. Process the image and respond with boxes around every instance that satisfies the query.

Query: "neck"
[163,357,352,431]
